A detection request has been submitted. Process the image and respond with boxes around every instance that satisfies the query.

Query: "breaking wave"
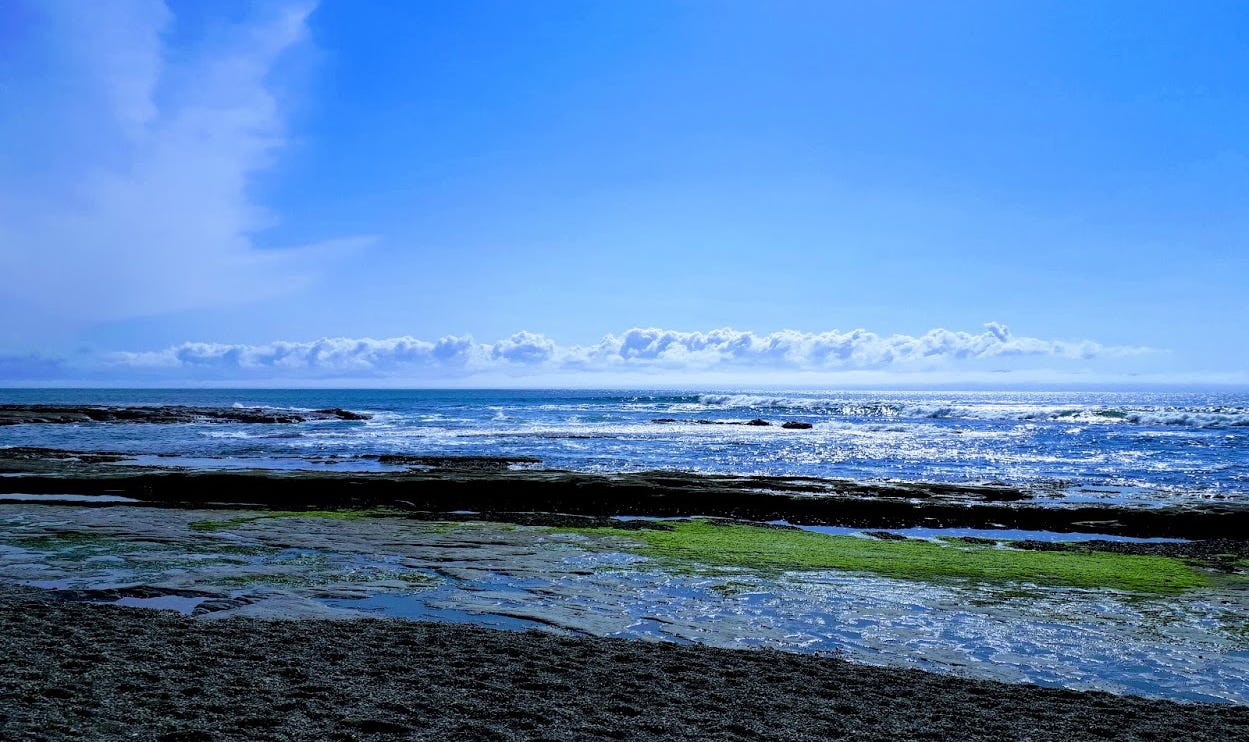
[695,395,1249,428]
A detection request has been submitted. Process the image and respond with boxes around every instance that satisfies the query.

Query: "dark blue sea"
[2,389,1247,506]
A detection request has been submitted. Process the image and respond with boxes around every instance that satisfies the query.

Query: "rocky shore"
[2,585,1246,741]
[4,441,1249,738]
[0,404,369,425]
[3,446,1246,539]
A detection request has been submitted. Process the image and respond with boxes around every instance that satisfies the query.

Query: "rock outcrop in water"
[2,447,1245,540]
[371,454,542,470]
[650,417,813,428]
[0,405,371,425]
[313,407,371,421]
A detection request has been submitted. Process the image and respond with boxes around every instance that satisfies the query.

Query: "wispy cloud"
[0,1,365,333]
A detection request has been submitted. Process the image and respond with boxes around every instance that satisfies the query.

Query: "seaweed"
[555,520,1210,594]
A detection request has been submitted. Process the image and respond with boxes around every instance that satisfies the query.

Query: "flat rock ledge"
[0,405,370,425]
[2,462,1247,539]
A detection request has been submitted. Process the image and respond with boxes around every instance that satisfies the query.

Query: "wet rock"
[670,418,783,427]
[3,450,1247,540]
[0,446,128,464]
[192,597,255,616]
[0,405,371,426]
[1012,540,1070,552]
[373,454,541,470]
[465,513,677,530]
[781,421,813,430]
[864,531,910,541]
[313,408,370,421]
[1013,537,1249,562]
[44,586,224,609]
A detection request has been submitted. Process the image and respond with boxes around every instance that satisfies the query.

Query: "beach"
[4,585,1248,741]
[2,397,1248,738]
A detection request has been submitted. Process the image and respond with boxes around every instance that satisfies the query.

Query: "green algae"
[556,520,1209,594]
[188,508,401,532]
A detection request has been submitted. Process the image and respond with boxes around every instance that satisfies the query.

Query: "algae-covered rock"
[558,519,1211,594]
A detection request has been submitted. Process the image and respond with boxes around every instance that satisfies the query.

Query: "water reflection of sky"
[0,505,1245,705]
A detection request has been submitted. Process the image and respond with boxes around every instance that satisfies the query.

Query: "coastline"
[3,451,1247,540]
[3,585,1247,741]
[3,439,1248,729]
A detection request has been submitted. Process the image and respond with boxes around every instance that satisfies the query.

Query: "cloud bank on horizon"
[0,323,1167,386]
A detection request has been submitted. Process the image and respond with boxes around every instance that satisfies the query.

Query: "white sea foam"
[698,394,905,417]
[693,394,1249,428]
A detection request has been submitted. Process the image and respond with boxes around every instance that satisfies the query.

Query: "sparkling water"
[2,388,1246,506]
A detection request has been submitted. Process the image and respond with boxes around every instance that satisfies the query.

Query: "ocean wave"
[694,395,1249,428]
[697,395,905,417]
[1007,408,1249,428]
[230,402,311,411]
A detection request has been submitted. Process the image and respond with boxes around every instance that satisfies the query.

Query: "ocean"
[2,388,1246,507]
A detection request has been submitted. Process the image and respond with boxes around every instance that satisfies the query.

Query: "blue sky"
[1,1,1246,386]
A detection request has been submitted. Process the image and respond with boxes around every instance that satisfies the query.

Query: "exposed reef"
[1012,537,1249,570]
[370,454,542,470]
[650,417,813,428]
[0,447,131,465]
[0,404,370,425]
[1,447,1246,540]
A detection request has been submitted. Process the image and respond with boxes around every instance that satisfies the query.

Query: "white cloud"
[126,335,480,372]
[0,1,364,330]
[570,324,1115,370]
[491,331,558,364]
[82,323,1150,383]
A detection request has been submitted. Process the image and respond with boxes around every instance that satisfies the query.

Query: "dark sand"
[2,588,1247,741]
